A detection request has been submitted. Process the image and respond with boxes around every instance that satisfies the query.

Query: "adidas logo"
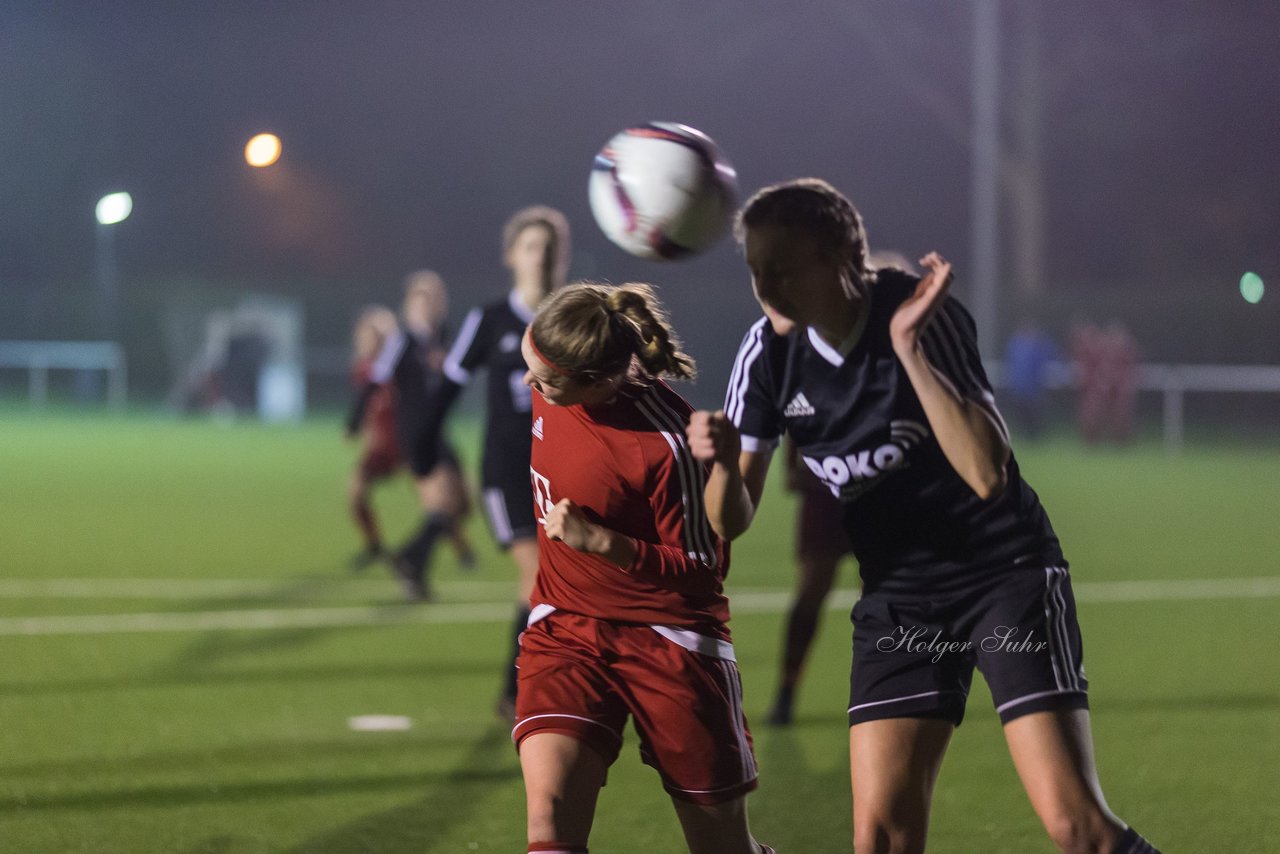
[532,416,544,440]
[783,392,816,418]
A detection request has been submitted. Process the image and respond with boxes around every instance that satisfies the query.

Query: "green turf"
[1,410,1277,851]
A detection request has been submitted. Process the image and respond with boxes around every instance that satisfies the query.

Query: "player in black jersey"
[689,179,1161,854]
[349,271,474,599]
[423,206,571,720]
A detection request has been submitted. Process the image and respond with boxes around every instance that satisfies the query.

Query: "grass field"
[2,408,1278,852]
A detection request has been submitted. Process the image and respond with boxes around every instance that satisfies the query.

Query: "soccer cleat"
[348,545,386,572]
[392,553,432,602]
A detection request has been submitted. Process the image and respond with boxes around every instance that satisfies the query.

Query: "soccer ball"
[589,122,738,260]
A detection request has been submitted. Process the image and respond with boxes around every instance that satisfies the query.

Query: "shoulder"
[869,267,916,311]
[733,316,793,368]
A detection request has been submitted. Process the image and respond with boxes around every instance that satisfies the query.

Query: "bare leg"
[1004,709,1126,853]
[347,468,384,568]
[520,732,608,848]
[671,795,769,854]
[769,551,840,724]
[849,717,954,854]
[497,536,541,720]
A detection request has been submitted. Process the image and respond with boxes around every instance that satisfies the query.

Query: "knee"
[1041,809,1123,854]
[525,795,568,845]
[853,820,925,854]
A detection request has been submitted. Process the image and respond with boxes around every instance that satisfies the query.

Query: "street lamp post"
[94,191,132,341]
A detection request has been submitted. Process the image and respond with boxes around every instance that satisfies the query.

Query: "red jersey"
[528,378,731,635]
[352,359,399,458]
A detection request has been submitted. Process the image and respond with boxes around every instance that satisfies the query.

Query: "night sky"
[3,1,1278,395]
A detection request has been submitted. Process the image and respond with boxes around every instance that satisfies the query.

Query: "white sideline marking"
[0,577,1277,637]
[348,715,413,732]
[0,578,513,600]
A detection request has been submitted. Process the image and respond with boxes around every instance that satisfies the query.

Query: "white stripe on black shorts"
[848,566,1089,727]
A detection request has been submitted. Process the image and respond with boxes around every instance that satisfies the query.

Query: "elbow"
[968,463,1008,501]
[708,510,751,542]
[709,518,742,542]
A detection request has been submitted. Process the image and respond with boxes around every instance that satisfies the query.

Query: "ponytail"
[530,282,696,382]
[604,285,696,380]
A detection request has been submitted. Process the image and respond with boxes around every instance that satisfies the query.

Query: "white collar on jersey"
[806,293,871,367]
[508,290,537,324]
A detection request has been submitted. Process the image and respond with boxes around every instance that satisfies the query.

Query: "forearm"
[345,382,377,435]
[579,524,715,593]
[897,344,1009,498]
[582,524,637,568]
[703,460,756,540]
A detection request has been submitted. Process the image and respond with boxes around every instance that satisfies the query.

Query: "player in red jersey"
[514,283,775,854]
[346,304,402,567]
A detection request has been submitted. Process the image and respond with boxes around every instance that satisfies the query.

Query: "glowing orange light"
[245,133,282,167]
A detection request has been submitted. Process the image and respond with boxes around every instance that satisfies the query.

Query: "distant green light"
[1240,272,1264,304]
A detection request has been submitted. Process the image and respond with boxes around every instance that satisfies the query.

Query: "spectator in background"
[1071,318,1139,444]
[1003,317,1059,439]
[1100,321,1140,443]
[1070,317,1107,443]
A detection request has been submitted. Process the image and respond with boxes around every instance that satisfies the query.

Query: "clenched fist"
[686,409,741,467]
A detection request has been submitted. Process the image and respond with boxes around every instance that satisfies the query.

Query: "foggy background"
[3,1,1277,415]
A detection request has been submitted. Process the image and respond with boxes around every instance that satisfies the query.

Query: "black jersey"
[370,324,448,415]
[357,323,452,474]
[726,269,1064,595]
[442,291,536,487]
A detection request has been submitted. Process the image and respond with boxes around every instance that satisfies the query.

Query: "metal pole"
[971,0,1000,361]
[95,221,119,341]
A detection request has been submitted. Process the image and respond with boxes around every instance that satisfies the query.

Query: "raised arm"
[890,252,1009,499]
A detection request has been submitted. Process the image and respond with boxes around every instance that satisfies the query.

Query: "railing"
[991,361,1280,451]
[0,341,128,410]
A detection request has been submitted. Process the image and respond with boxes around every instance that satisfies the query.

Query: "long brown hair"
[529,282,695,382]
[502,205,572,289]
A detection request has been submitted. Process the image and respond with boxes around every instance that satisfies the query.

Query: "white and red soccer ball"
[589,122,738,261]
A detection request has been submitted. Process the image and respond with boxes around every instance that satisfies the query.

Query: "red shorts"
[796,486,853,561]
[359,443,401,480]
[512,610,758,805]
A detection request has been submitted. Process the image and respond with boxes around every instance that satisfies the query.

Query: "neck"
[813,292,866,348]
[513,275,549,311]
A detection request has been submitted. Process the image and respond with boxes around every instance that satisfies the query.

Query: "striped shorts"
[848,566,1089,726]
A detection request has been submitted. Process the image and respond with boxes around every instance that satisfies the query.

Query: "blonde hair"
[352,304,397,363]
[530,282,695,382]
[502,205,572,288]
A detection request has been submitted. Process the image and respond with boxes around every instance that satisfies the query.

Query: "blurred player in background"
[348,271,474,599]
[764,437,854,726]
[345,304,401,568]
[515,281,774,854]
[689,179,1161,854]
[416,206,571,719]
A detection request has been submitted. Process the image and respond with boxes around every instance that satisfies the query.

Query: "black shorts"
[481,479,537,548]
[848,566,1089,727]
